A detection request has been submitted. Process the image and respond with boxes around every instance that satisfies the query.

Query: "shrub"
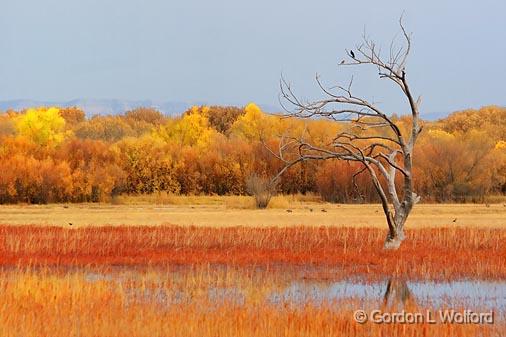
[246,174,274,209]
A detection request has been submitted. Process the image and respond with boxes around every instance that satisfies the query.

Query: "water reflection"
[271,278,506,317]
[383,278,414,308]
[4,266,504,317]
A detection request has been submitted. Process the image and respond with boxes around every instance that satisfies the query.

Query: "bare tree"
[272,19,422,249]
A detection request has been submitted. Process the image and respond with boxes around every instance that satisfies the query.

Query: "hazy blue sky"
[1,0,505,116]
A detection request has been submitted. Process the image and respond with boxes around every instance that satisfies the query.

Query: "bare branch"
[272,18,422,249]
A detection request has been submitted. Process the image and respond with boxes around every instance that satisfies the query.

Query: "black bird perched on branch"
[350,50,355,58]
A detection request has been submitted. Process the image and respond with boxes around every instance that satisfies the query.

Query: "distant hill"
[0,99,194,117]
[0,99,282,117]
[0,99,451,120]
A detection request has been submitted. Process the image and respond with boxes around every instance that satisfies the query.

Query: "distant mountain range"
[0,98,448,120]
[0,99,283,117]
[0,99,197,117]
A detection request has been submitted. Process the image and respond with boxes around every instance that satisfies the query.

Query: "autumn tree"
[0,112,16,136]
[230,103,282,141]
[57,139,125,202]
[124,108,168,136]
[207,106,245,134]
[125,107,167,125]
[273,19,422,249]
[74,115,135,142]
[59,107,86,127]
[0,102,503,204]
[415,129,503,202]
[184,105,244,134]
[114,136,180,194]
[439,106,506,140]
[15,107,68,146]
[154,106,216,148]
[315,161,376,203]
[412,107,506,201]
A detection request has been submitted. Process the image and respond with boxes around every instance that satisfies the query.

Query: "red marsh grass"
[1,225,505,280]
[1,225,505,336]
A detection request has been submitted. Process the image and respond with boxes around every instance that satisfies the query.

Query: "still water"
[80,266,506,318]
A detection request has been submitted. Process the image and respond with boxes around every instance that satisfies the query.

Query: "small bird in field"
[321,209,327,213]
[485,203,490,208]
[375,210,379,213]
[68,222,73,226]
[286,209,293,213]
[63,205,69,209]
[309,208,313,212]
[452,218,457,223]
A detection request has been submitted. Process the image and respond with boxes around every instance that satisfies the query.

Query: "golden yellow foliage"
[426,129,455,141]
[231,102,282,141]
[153,108,216,148]
[0,103,505,204]
[495,140,506,150]
[15,107,67,146]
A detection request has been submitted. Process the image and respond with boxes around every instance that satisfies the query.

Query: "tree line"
[0,104,504,204]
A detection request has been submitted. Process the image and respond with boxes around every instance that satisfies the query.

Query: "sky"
[0,0,505,117]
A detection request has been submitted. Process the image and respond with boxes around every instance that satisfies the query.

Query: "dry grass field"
[0,199,505,228]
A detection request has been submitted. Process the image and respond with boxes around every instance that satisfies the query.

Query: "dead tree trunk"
[383,277,415,308]
[271,18,422,249]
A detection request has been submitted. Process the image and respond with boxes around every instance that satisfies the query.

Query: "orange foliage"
[315,161,375,203]
[59,106,85,126]
[0,104,504,203]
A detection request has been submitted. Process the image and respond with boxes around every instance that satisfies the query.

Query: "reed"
[0,267,502,337]
[1,225,505,280]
